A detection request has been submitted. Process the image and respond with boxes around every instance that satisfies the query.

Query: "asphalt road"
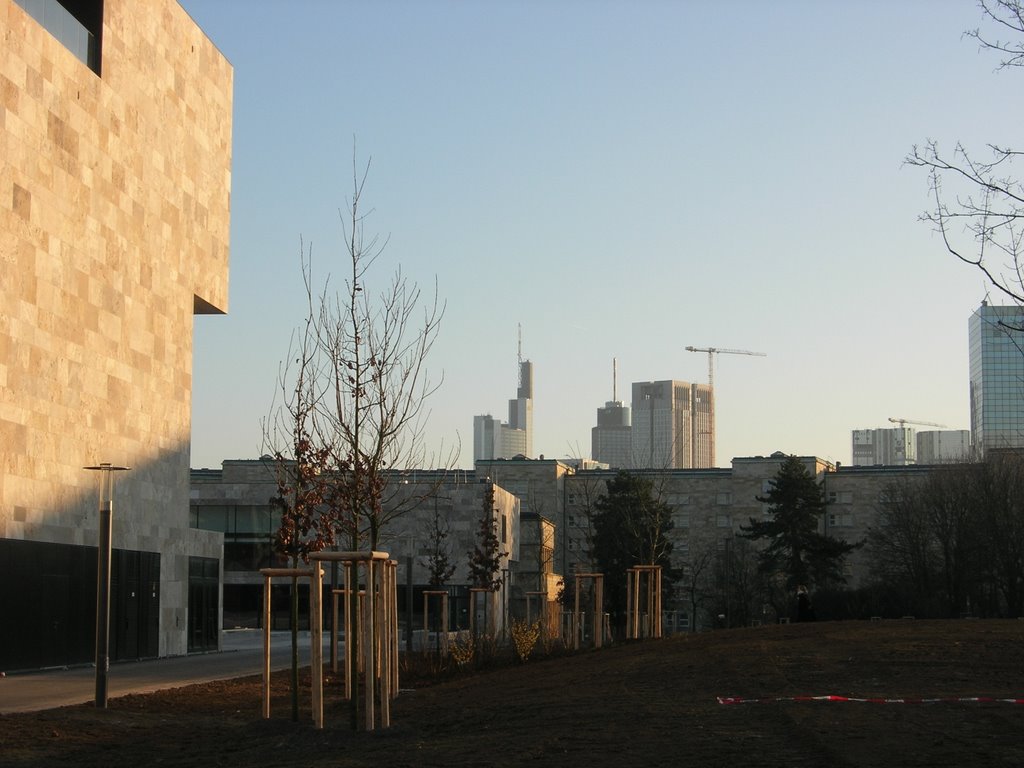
[0,630,330,714]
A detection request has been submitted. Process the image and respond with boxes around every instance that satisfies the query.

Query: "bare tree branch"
[908,3,1024,303]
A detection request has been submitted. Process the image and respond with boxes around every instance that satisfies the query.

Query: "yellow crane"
[685,346,767,389]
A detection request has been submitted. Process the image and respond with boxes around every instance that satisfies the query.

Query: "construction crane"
[685,346,766,469]
[887,418,948,464]
[887,417,948,429]
[685,346,767,389]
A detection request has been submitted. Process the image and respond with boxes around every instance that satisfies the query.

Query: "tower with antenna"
[592,357,632,469]
[509,324,533,453]
[473,326,533,462]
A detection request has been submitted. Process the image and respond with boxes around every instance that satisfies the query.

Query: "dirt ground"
[2,619,1023,768]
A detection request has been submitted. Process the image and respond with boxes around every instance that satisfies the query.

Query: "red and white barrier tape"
[717,694,1024,705]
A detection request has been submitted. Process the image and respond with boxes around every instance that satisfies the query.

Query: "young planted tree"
[263,284,335,721]
[906,1,1024,304]
[467,483,505,591]
[740,456,859,598]
[422,497,457,587]
[266,151,453,729]
[467,483,506,641]
[312,155,451,556]
[588,471,676,629]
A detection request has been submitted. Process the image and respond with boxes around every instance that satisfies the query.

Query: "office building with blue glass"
[969,302,1024,456]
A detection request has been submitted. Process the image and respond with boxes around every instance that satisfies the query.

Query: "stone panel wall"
[1,0,232,658]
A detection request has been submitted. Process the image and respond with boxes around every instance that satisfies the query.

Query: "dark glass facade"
[969,303,1024,455]
[0,539,159,670]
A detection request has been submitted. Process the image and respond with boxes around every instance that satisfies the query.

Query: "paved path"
[0,630,334,714]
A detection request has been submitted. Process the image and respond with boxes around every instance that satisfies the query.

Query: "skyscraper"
[851,428,916,465]
[473,360,534,462]
[630,380,714,469]
[916,430,971,463]
[591,359,632,468]
[969,302,1024,456]
[592,400,632,469]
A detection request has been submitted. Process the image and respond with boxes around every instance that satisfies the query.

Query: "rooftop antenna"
[517,323,522,386]
[613,357,618,403]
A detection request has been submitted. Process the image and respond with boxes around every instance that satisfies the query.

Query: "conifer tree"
[467,483,505,590]
[589,471,675,623]
[423,498,457,587]
[740,455,859,591]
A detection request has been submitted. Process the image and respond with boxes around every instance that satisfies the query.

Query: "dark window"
[14,0,103,75]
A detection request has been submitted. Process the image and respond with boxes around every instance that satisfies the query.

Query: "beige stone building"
[190,454,942,633]
[190,461,520,636]
[1,0,232,669]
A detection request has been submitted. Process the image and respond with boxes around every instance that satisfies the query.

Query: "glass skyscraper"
[969,302,1024,456]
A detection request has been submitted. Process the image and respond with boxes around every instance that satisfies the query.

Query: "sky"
[180,0,1023,471]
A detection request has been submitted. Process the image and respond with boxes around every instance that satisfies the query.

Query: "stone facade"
[192,455,955,633]
[561,456,927,593]
[1,0,232,663]
[191,461,520,632]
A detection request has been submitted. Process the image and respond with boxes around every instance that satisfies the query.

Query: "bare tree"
[262,256,335,722]
[264,150,454,729]
[906,1,1024,303]
[977,453,1024,616]
[867,476,937,612]
[677,542,716,632]
[922,465,983,616]
[314,155,451,552]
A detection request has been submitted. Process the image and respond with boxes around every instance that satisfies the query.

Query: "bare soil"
[2,620,1023,767]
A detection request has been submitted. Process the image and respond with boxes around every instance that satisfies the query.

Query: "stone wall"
[1,0,232,657]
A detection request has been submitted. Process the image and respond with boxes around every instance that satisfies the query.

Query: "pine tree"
[423,498,457,587]
[740,455,859,591]
[589,471,675,623]
[467,483,505,590]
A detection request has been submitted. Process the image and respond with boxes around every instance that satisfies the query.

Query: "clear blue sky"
[180,0,1020,470]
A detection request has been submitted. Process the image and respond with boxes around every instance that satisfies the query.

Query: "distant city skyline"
[180,1,1013,470]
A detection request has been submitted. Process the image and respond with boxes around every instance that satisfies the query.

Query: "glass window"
[235,505,274,534]
[14,0,102,74]
[193,505,230,532]
[224,541,275,572]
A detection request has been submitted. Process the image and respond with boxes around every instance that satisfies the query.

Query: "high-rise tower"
[592,359,632,468]
[969,302,1024,456]
[473,335,534,462]
[630,380,714,469]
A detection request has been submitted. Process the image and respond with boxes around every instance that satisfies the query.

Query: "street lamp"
[84,462,130,708]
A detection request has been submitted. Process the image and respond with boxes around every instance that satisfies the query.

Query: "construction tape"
[717,695,1024,705]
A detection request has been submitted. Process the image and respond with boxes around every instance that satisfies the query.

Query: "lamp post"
[406,534,415,655]
[84,462,130,708]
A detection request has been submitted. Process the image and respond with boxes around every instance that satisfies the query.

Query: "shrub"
[510,619,541,663]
